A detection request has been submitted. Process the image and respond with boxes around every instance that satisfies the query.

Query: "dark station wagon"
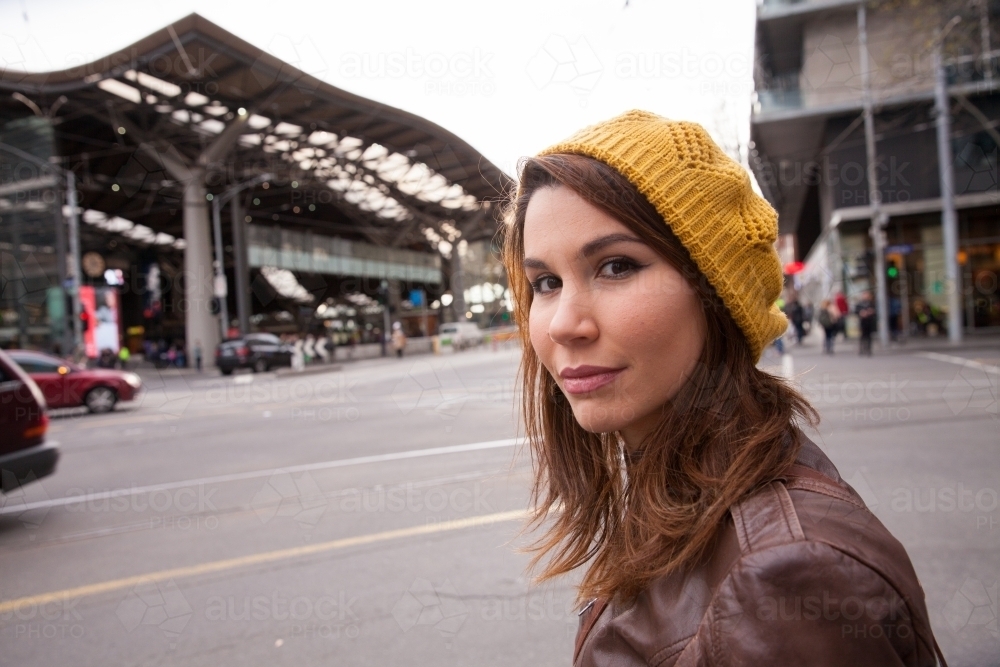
[216,333,293,375]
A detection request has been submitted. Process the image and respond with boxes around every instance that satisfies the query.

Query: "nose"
[547,284,599,345]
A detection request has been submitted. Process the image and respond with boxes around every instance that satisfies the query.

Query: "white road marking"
[0,437,523,515]
[916,352,999,375]
[781,353,795,379]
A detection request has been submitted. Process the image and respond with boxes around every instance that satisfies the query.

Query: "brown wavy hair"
[500,153,819,603]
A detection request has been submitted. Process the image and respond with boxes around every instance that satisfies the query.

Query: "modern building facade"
[0,14,510,359]
[752,0,1000,335]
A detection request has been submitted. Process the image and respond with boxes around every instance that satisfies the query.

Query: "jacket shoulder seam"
[786,478,867,510]
[732,481,805,554]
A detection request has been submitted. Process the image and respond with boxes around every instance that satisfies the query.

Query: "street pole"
[210,173,273,340]
[859,3,890,348]
[231,197,250,336]
[211,196,229,341]
[66,171,83,357]
[934,46,964,344]
[381,280,391,356]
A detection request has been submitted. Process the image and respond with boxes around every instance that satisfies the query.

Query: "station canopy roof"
[0,14,512,253]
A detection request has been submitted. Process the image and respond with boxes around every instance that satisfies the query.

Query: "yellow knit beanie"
[537,109,787,361]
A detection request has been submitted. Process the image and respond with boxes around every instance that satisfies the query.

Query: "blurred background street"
[1,333,997,666]
[1,1,999,665]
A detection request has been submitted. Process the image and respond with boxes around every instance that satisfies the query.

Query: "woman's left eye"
[598,257,640,278]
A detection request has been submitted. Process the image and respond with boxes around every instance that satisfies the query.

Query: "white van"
[438,322,484,350]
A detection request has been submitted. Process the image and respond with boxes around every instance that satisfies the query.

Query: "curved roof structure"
[0,13,512,250]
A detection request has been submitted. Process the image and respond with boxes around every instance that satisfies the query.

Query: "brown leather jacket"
[574,435,947,666]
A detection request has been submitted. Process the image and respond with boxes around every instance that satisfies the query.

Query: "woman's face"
[523,185,707,450]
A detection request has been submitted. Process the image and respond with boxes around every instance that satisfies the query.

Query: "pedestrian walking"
[787,298,805,345]
[193,340,203,372]
[391,322,406,358]
[835,290,849,339]
[117,344,131,369]
[856,290,877,356]
[290,336,305,371]
[817,298,840,354]
[501,110,944,666]
[889,295,902,342]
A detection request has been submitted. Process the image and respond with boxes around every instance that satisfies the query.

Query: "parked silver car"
[438,322,484,350]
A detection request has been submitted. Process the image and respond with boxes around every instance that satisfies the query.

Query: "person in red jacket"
[835,290,850,339]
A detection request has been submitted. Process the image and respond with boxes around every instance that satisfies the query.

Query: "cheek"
[528,304,552,362]
[616,272,705,365]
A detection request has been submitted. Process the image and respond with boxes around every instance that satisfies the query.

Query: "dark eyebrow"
[522,233,646,270]
[578,233,646,258]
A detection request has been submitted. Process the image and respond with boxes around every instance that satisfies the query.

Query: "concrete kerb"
[129,340,458,382]
[863,335,1000,357]
[777,322,1000,358]
[274,363,344,377]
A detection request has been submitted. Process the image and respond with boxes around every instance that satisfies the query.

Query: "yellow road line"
[0,509,527,615]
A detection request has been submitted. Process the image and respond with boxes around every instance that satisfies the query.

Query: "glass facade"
[835,207,1000,336]
[0,116,65,352]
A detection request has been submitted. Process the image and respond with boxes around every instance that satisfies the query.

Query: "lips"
[560,368,624,395]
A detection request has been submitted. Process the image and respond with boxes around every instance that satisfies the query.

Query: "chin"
[569,401,632,435]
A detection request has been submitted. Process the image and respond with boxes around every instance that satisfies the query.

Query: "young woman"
[501,111,945,666]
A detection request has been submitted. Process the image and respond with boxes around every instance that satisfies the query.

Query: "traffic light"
[79,311,90,332]
[886,253,903,280]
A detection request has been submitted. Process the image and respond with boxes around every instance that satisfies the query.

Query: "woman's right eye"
[530,276,560,294]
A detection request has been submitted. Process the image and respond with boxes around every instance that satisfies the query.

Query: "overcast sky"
[0,0,759,178]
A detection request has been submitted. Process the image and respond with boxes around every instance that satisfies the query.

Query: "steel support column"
[66,173,82,358]
[183,171,220,362]
[231,197,251,336]
[859,3,890,348]
[934,47,964,343]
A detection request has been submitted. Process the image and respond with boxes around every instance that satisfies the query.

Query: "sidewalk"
[757,324,1000,375]
[870,331,1000,356]
[767,325,999,362]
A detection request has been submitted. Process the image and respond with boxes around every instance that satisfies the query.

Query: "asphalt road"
[0,334,997,666]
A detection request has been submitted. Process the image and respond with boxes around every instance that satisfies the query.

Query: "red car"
[6,350,143,413]
[0,348,59,492]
